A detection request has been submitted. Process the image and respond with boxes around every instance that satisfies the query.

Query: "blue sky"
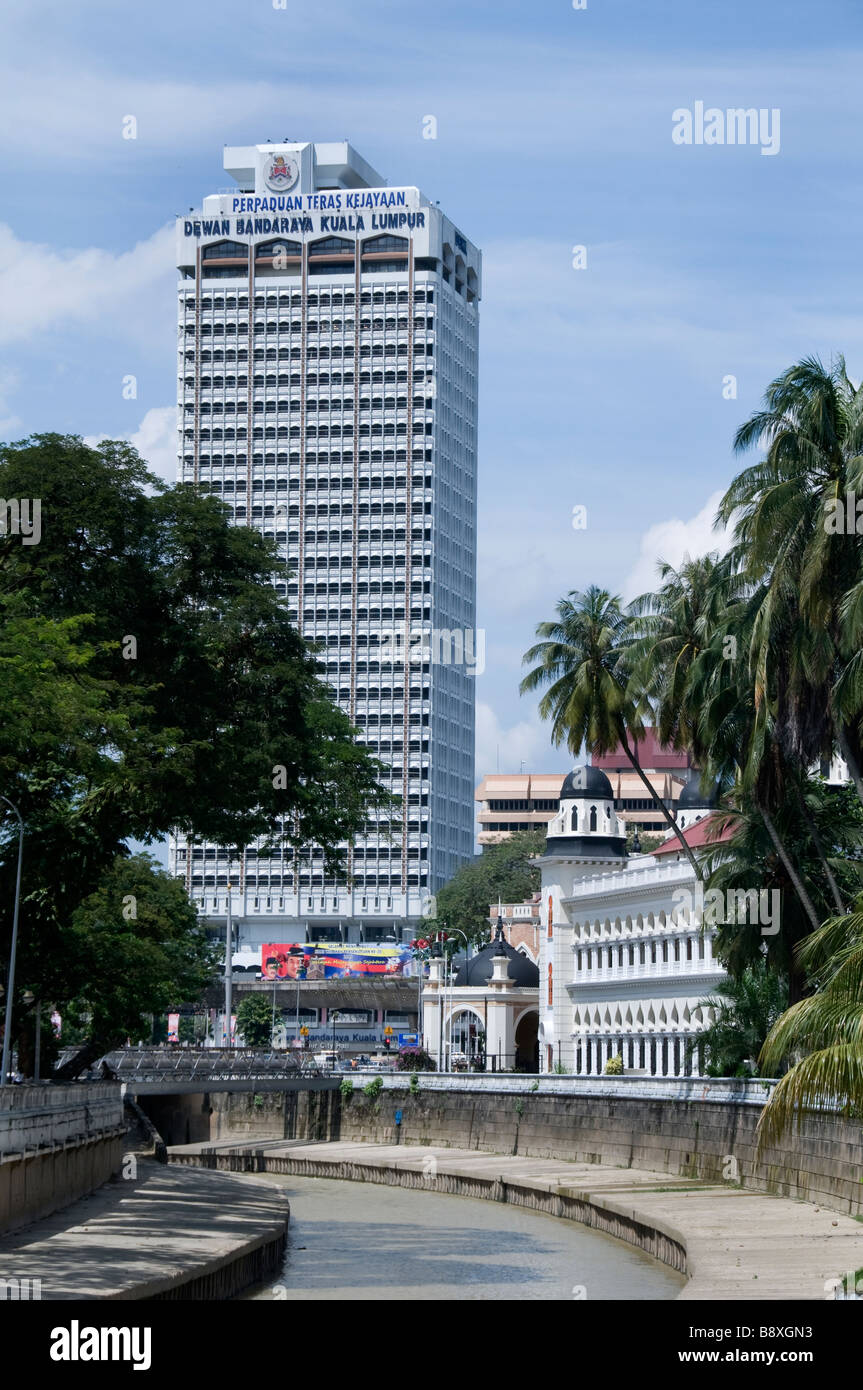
[2,0,863,781]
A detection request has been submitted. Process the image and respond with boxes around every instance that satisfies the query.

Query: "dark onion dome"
[677,767,719,810]
[453,922,539,987]
[559,765,615,801]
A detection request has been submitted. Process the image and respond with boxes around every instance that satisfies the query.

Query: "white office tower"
[171,142,480,949]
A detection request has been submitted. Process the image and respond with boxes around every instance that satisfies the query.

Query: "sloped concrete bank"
[328,1078,863,1216]
[170,1138,863,1298]
[0,1159,290,1300]
[172,1141,687,1275]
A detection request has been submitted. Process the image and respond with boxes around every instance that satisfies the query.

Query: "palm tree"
[718,354,863,807]
[626,552,732,763]
[688,960,787,1077]
[520,585,702,876]
[757,907,863,1151]
[684,562,832,934]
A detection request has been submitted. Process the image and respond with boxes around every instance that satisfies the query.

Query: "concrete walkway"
[0,1159,290,1299]
[170,1138,863,1301]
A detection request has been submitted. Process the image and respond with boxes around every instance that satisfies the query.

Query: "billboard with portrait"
[261,942,416,980]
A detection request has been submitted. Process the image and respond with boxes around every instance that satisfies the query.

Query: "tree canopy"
[433,830,546,946]
[0,433,390,1071]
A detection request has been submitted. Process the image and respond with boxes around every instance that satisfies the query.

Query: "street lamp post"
[440,927,470,1068]
[331,1009,339,1067]
[289,945,304,1048]
[0,796,24,1087]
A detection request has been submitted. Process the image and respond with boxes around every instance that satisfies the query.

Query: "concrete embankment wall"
[179,1077,863,1217]
[332,1081,863,1215]
[0,1083,127,1234]
[175,1146,688,1277]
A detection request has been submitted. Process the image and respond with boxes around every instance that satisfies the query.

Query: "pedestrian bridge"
[68,1048,341,1096]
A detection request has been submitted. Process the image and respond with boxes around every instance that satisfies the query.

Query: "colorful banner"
[261,942,416,980]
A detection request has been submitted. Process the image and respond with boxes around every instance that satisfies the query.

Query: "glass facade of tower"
[170,142,480,949]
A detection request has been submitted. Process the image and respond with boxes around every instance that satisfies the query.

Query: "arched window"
[570,806,578,831]
[589,805,597,831]
[362,234,409,254]
[309,236,354,257]
[255,238,301,259]
[201,240,248,260]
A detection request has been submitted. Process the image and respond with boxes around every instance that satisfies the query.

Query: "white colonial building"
[538,766,726,1077]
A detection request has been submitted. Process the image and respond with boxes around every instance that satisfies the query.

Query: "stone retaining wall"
[149,1078,863,1217]
[0,1082,123,1155]
[0,1083,128,1234]
[0,1132,127,1234]
[332,1087,863,1214]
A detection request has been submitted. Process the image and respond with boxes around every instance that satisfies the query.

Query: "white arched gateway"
[422,919,540,1072]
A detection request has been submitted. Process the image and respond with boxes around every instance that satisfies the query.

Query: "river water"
[241,1174,684,1301]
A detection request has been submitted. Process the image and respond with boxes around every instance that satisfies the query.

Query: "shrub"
[604,1054,623,1075]
[339,1077,354,1100]
[409,1072,420,1094]
[363,1076,384,1099]
[397,1045,435,1071]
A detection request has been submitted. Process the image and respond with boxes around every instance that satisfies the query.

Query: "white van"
[314,1049,340,1068]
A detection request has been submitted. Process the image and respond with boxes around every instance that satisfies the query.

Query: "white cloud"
[84,405,176,485]
[474,700,570,781]
[0,223,174,348]
[127,406,177,484]
[0,38,858,166]
[0,367,22,437]
[621,489,734,602]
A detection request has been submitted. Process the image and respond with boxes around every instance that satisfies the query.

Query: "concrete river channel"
[239,1173,684,1301]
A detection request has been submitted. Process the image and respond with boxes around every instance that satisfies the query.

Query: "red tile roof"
[593,728,691,772]
[651,815,736,856]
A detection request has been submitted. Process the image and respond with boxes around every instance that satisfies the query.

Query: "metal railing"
[67,1048,322,1084]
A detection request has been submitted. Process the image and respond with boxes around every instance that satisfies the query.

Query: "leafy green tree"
[434,830,545,946]
[689,960,788,1077]
[701,784,863,1004]
[235,994,277,1049]
[48,854,214,1067]
[0,433,389,852]
[0,434,389,1074]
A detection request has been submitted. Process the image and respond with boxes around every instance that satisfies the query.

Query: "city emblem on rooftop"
[264,153,300,192]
